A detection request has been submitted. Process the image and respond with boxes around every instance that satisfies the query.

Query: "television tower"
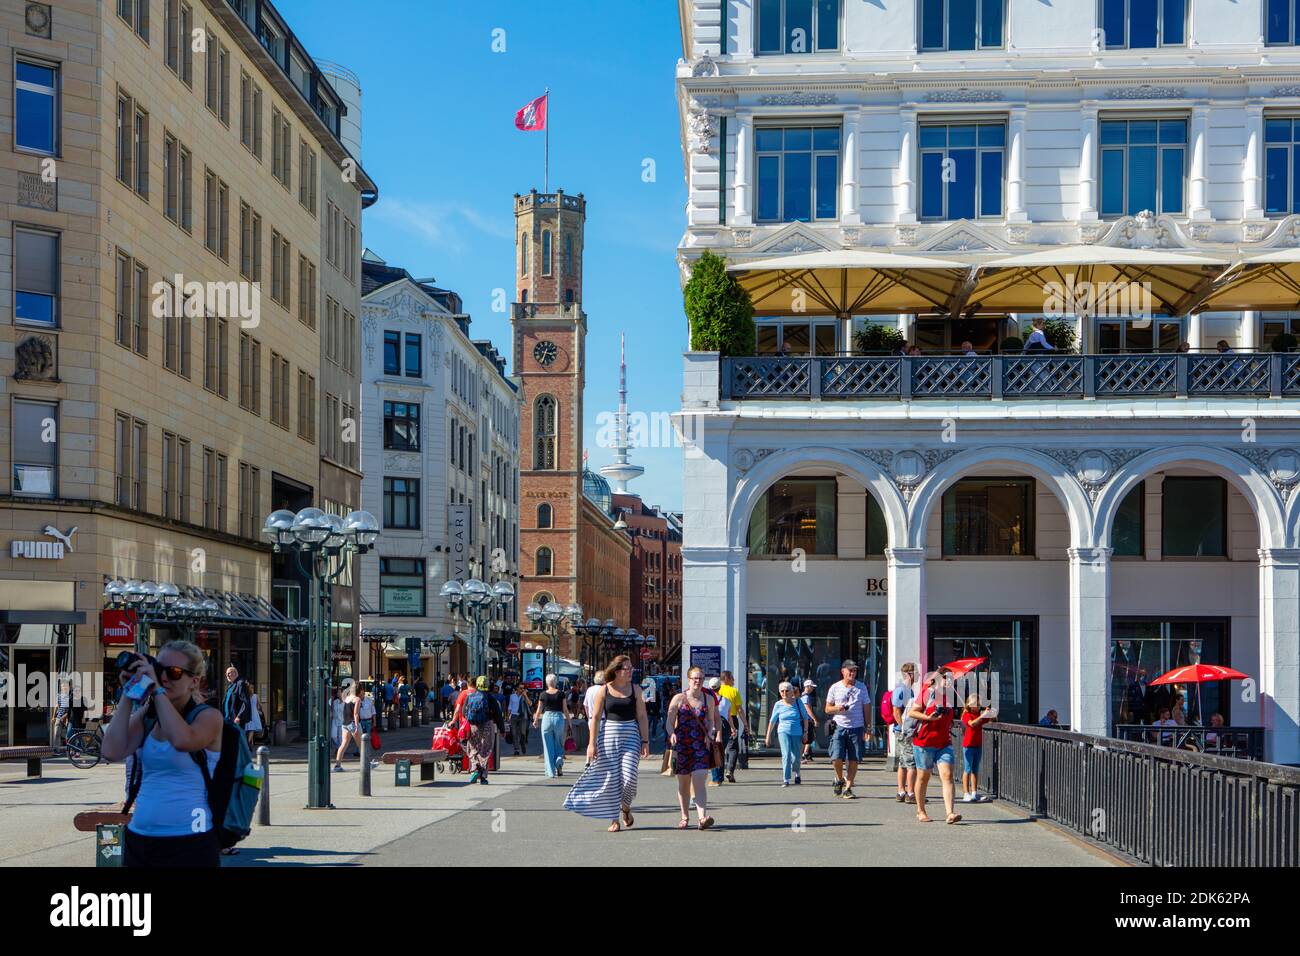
[599,332,644,494]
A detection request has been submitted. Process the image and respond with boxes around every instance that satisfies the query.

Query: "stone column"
[897,108,917,224]
[887,547,926,679]
[1244,105,1265,221]
[1068,547,1112,737]
[1241,310,1260,351]
[1258,548,1300,765]
[1189,105,1211,220]
[681,546,747,680]
[1078,108,1099,220]
[1007,109,1027,222]
[841,109,861,225]
[734,112,754,227]
[1187,312,1203,351]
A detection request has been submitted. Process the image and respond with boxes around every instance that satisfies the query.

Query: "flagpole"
[544,87,550,193]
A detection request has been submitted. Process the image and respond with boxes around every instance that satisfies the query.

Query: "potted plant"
[852,323,906,355]
[1001,335,1025,352]
[1041,318,1078,353]
[684,250,756,356]
[1271,332,1297,353]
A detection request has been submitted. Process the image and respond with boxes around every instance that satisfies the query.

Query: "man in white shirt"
[641,676,660,739]
[507,684,530,756]
[824,659,874,800]
[582,672,605,765]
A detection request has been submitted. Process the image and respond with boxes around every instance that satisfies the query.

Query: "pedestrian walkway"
[1,740,1113,866]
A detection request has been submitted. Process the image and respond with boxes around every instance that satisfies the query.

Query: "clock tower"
[512,188,587,640]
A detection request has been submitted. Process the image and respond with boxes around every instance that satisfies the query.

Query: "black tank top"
[603,688,636,722]
[542,690,564,712]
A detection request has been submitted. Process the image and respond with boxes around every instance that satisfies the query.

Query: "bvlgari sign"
[10,525,77,560]
[448,504,470,582]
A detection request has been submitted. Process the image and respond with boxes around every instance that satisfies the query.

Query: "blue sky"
[278,0,689,512]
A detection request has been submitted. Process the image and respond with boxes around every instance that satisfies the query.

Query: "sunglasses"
[159,665,195,682]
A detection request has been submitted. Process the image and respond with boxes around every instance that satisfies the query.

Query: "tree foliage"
[684,251,756,356]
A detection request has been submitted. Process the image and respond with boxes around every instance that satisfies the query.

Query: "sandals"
[606,822,621,833]
[677,817,691,829]
[622,807,635,828]
[916,812,933,823]
[698,815,715,830]
[946,813,963,825]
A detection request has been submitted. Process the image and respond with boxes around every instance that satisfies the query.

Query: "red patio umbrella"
[939,656,986,677]
[1150,664,1249,726]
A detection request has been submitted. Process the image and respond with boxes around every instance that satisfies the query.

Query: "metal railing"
[1114,724,1265,761]
[977,724,1300,866]
[722,353,1300,401]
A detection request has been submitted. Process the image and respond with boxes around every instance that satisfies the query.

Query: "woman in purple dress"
[665,665,720,830]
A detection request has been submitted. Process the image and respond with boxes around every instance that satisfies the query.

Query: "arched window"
[534,592,553,609]
[520,233,529,276]
[536,547,553,576]
[537,502,553,528]
[521,289,528,303]
[565,288,574,304]
[542,230,552,275]
[564,234,574,274]
[534,395,557,470]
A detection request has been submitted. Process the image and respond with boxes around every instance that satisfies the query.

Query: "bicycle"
[65,720,105,769]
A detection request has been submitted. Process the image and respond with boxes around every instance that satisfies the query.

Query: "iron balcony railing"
[722,353,1300,401]
[1114,723,1265,761]
[976,724,1300,866]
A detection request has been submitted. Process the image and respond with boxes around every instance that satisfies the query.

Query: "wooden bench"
[381,749,447,783]
[0,745,55,778]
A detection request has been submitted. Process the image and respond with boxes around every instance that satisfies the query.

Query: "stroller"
[432,722,466,774]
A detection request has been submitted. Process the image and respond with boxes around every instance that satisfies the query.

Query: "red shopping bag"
[370,730,382,751]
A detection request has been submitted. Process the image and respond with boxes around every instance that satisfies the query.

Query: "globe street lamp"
[264,507,379,809]
[441,577,515,678]
[525,600,583,663]
[103,578,218,654]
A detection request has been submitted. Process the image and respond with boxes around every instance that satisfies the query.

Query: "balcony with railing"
[721,352,1300,401]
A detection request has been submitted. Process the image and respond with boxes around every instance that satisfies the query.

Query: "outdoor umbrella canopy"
[1194,247,1300,312]
[726,249,973,316]
[963,244,1230,316]
[939,656,987,677]
[1149,663,1249,727]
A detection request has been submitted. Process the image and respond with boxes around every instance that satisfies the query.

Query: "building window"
[238,462,261,539]
[162,431,190,522]
[1111,619,1228,728]
[941,477,1034,557]
[162,283,193,378]
[757,0,840,53]
[920,0,1003,50]
[404,333,422,377]
[299,140,317,214]
[747,477,837,556]
[179,144,193,232]
[866,493,887,556]
[380,558,425,615]
[383,401,420,451]
[16,60,58,155]
[1161,477,1226,557]
[520,233,529,276]
[271,110,292,188]
[920,121,1005,220]
[205,38,230,124]
[297,256,316,328]
[12,400,57,498]
[1113,482,1145,557]
[542,230,553,275]
[564,234,574,274]
[165,1,194,86]
[1096,316,1184,352]
[114,251,147,354]
[1100,117,1187,217]
[755,126,840,223]
[297,370,316,443]
[534,395,557,470]
[343,311,356,372]
[537,502,553,529]
[755,318,839,356]
[383,478,420,529]
[117,416,146,511]
[239,332,261,415]
[1265,116,1300,216]
[15,228,59,327]
[204,314,229,398]
[164,133,179,223]
[116,90,133,187]
[536,547,553,576]
[132,104,149,197]
[1268,0,1300,43]
[240,73,263,159]
[202,447,227,531]
[383,330,401,375]
[1101,0,1186,49]
[270,352,290,428]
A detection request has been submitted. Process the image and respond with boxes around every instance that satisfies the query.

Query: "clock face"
[533,340,559,367]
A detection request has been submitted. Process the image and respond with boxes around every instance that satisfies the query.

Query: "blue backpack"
[126,702,262,849]
[464,691,490,726]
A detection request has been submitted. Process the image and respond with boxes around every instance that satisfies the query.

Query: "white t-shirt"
[584,684,602,717]
[716,693,731,721]
[508,693,524,717]
[641,679,656,703]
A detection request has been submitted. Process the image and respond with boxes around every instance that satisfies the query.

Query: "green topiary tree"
[853,323,906,354]
[684,250,756,356]
[1041,318,1079,353]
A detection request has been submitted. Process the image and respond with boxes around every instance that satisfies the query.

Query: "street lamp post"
[440,578,515,678]
[264,507,379,810]
[525,601,583,666]
[103,579,219,655]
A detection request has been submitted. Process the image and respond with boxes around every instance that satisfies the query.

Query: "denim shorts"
[829,726,865,762]
[963,745,982,776]
[914,744,954,771]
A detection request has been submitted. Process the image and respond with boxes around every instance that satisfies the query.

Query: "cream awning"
[965,245,1230,316]
[1194,247,1300,312]
[727,249,973,316]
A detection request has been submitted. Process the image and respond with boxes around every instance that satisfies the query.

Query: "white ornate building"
[357,252,521,678]
[675,0,1300,762]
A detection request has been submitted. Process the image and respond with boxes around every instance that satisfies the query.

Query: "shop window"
[747,477,837,556]
[941,477,1034,557]
[1161,477,1226,557]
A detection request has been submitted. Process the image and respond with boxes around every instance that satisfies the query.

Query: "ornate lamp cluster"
[440,577,516,678]
[102,579,220,652]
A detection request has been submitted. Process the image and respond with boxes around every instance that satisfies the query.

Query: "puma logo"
[43,525,78,552]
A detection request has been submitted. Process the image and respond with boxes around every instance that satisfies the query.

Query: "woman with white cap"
[800,679,819,763]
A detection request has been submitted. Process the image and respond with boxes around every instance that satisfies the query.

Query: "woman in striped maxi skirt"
[563,655,651,832]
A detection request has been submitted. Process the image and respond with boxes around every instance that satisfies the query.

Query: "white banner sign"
[448,504,471,581]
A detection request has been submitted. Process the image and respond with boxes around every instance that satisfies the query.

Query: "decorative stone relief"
[17,171,55,210]
[25,3,51,38]
[383,453,421,473]
[733,448,755,474]
[1271,86,1300,97]
[1040,447,1145,502]
[891,450,926,485]
[13,333,55,381]
[733,228,753,248]
[858,448,959,501]
[687,109,718,155]
[1187,222,1212,241]
[1007,225,1029,244]
[758,93,837,106]
[362,315,377,366]
[691,55,720,78]
[840,227,860,248]
[430,323,444,360]
[1243,222,1271,242]
[1078,223,1107,244]
[924,88,1001,103]
[1243,448,1300,501]
[1106,85,1186,100]
[896,225,919,246]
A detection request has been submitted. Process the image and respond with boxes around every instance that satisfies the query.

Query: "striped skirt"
[562,720,641,821]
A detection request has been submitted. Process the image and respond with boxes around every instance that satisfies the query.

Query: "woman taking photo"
[533,674,572,777]
[665,666,719,829]
[563,655,650,832]
[908,668,961,825]
[101,640,225,867]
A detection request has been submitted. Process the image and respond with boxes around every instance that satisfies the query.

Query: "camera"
[115,650,157,673]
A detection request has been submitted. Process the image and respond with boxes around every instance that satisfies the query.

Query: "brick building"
[612,492,682,668]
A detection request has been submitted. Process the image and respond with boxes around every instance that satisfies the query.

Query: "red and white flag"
[514,93,548,132]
